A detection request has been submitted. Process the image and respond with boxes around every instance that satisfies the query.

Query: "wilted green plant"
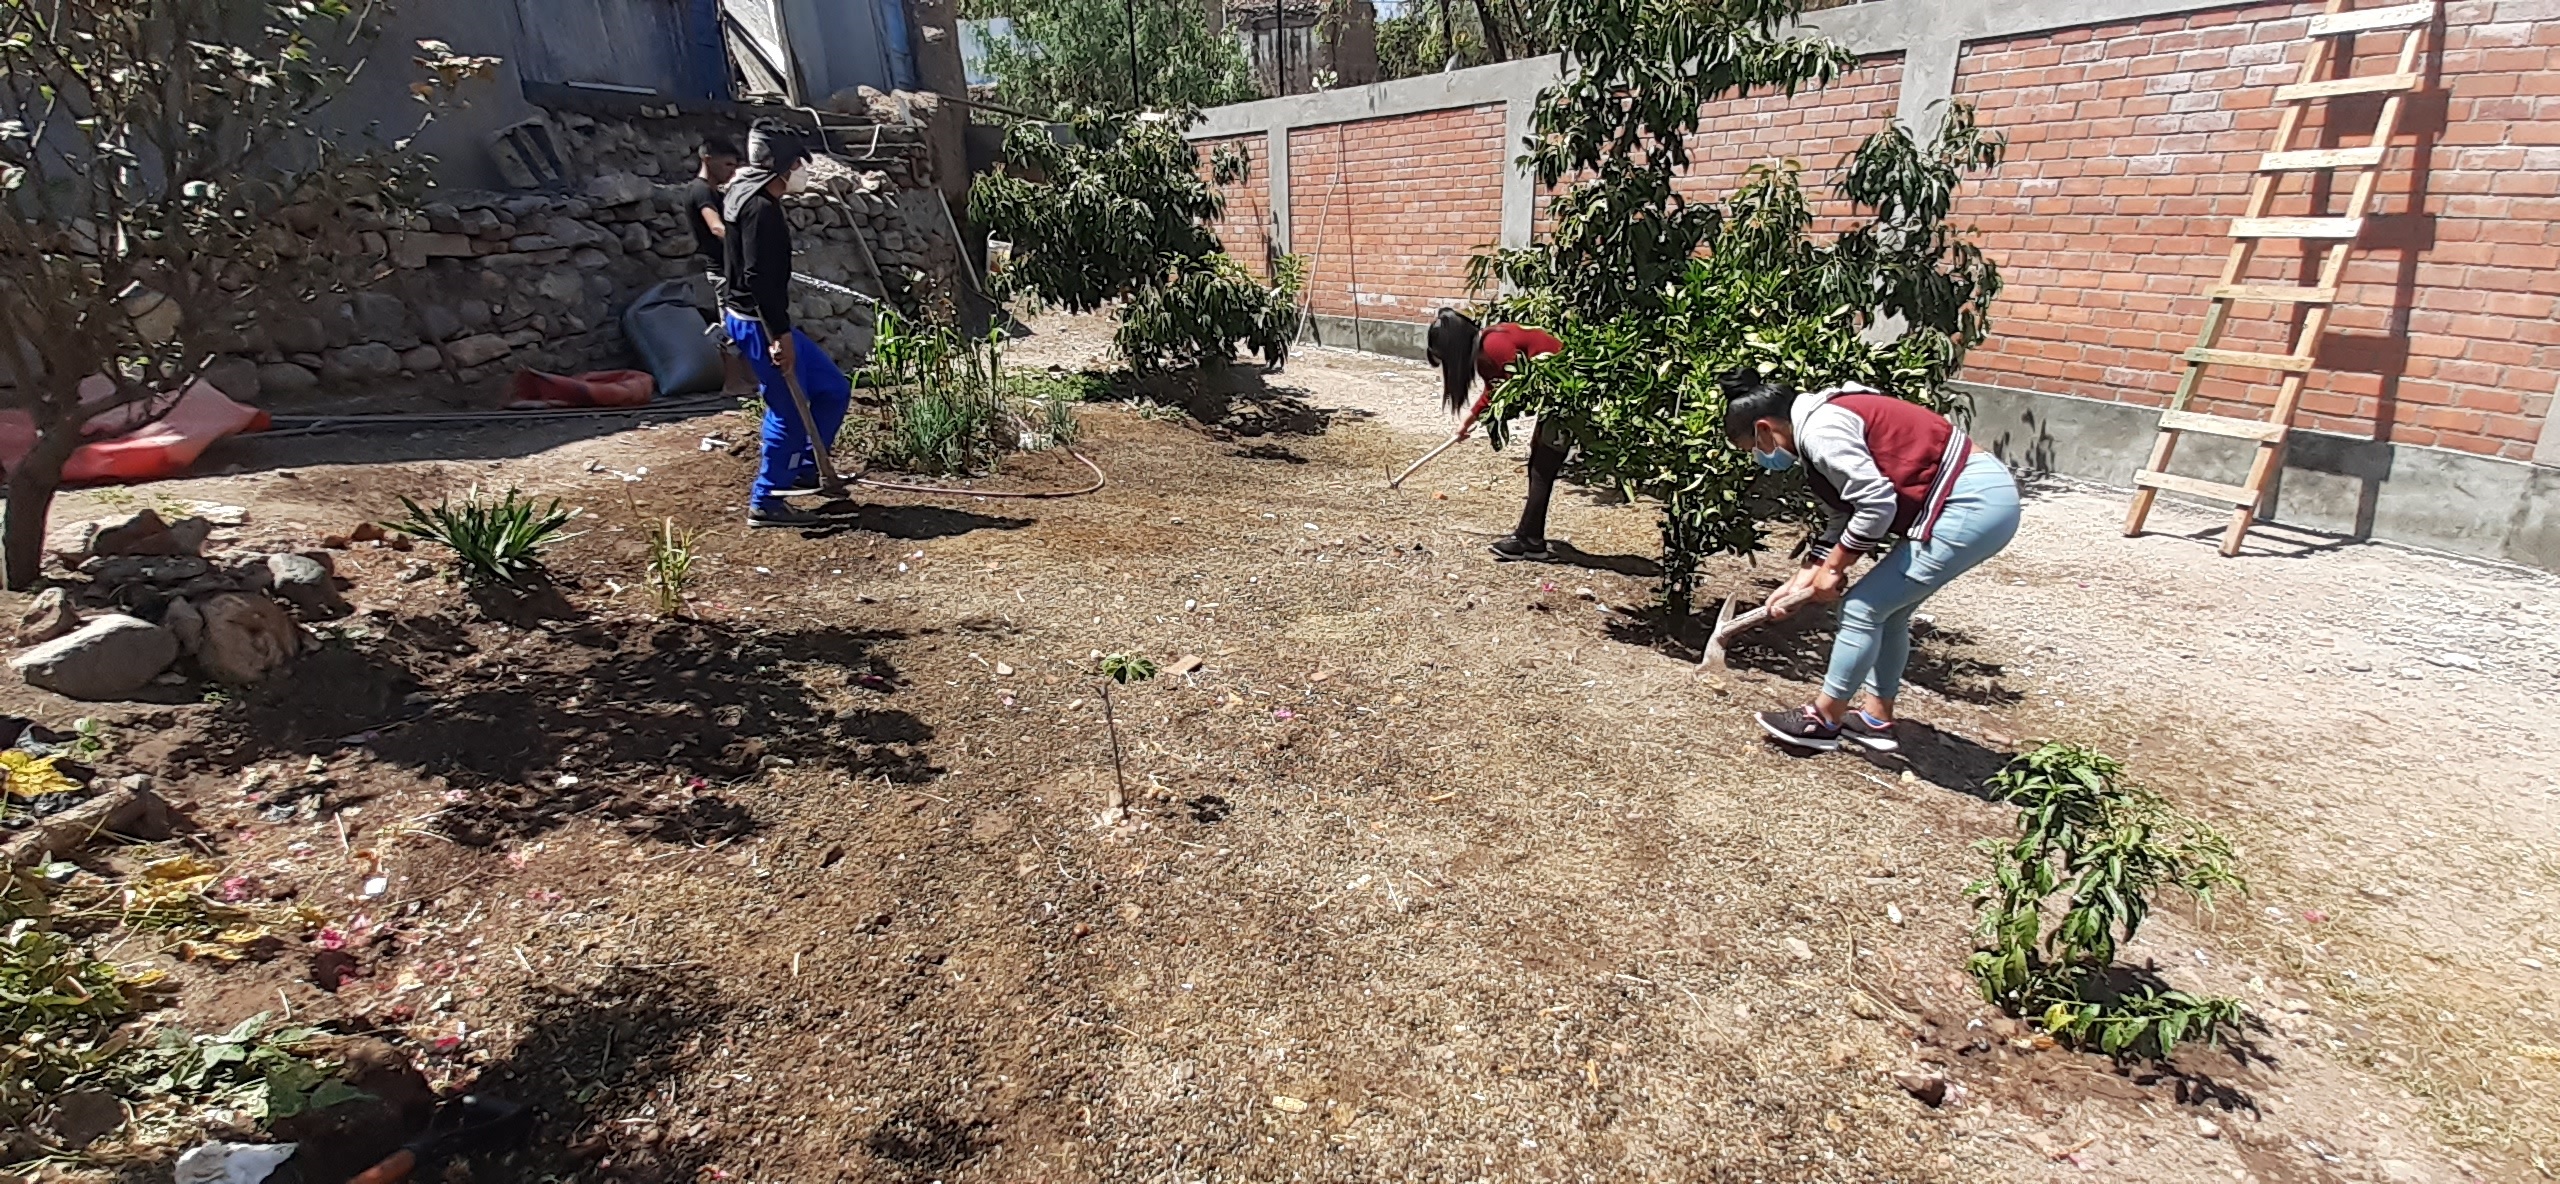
[644,517,699,617]
[1099,652,1157,683]
[1,871,156,1123]
[387,487,579,587]
[1967,742,2248,1060]
[125,1012,371,1123]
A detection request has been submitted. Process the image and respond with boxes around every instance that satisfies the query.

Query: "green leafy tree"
[972,0,1259,116]
[0,0,497,588]
[1968,743,2249,1060]
[1473,0,2003,615]
[970,111,1301,370]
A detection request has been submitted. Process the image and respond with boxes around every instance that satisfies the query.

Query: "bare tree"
[0,0,495,588]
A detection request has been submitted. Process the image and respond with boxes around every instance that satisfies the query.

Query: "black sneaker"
[747,503,821,528]
[1488,536,1551,562]
[1757,705,1842,752]
[1839,710,1900,753]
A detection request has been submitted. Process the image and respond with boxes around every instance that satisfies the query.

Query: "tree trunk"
[4,429,79,591]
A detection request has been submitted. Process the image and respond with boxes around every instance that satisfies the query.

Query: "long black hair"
[1425,308,1481,413]
[1719,367,1799,444]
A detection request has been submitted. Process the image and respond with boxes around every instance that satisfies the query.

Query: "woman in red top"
[1426,308,1566,561]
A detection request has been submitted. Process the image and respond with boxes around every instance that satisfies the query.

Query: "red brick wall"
[1952,0,2560,460]
[1286,105,1508,321]
[1197,134,1275,280]
[1674,55,1908,232]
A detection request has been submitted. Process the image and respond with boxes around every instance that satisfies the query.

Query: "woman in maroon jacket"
[1721,370,2023,754]
[1427,308,1566,561]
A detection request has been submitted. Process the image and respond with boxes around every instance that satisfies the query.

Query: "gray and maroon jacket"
[1791,384,1974,557]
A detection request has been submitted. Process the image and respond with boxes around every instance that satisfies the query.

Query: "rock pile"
[11,508,354,699]
[55,107,955,410]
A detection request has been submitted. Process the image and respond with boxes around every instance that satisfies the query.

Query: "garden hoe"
[345,1095,531,1184]
[1698,583,1816,674]
[1388,432,1466,489]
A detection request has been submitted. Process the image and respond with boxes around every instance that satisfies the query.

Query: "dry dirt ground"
[26,312,2558,1183]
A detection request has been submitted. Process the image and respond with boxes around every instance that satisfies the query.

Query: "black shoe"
[766,468,830,498]
[1757,705,1842,752]
[1488,536,1551,562]
[747,503,821,528]
[1839,709,1900,753]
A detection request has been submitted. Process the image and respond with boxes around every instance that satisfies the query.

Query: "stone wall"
[185,108,960,408]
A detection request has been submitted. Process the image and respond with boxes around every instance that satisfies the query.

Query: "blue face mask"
[1753,446,1797,472]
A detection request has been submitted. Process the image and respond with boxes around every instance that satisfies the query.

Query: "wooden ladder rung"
[2258,145,2388,172]
[2275,72,2421,101]
[2135,469,2261,506]
[2308,2,2435,36]
[2230,216,2364,239]
[2158,409,2291,442]
[2207,282,2338,304]
[2183,346,2316,373]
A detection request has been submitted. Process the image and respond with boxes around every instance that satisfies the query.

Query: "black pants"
[1515,417,1568,542]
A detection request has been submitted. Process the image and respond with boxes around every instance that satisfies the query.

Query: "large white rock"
[12,614,176,700]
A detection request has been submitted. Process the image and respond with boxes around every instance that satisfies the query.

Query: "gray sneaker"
[1488,536,1551,562]
[1839,710,1900,753]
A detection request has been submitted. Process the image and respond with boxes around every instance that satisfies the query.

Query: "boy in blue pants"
[719,121,853,527]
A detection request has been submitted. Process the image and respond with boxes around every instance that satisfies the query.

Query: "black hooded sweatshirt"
[720,185,792,337]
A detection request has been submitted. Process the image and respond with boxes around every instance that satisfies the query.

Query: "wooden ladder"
[2121,0,2437,555]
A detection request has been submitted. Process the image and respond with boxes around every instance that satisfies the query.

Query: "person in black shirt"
[719,122,852,527]
[683,137,755,394]
[683,136,740,275]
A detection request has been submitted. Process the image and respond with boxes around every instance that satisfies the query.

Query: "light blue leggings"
[1822,457,2022,703]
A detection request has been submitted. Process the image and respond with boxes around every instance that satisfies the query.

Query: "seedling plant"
[1967,742,2249,1059]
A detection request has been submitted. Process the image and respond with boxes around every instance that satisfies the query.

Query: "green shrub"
[1966,742,2248,1060]
[387,487,579,588]
[970,111,1300,371]
[1115,252,1304,373]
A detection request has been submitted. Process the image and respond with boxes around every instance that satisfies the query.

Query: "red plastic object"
[0,376,270,484]
[505,368,654,410]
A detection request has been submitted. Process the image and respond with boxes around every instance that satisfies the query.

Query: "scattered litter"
[1166,655,1203,676]
[1886,904,1904,925]
[1,750,83,800]
[699,436,731,452]
[995,662,1015,676]
[173,1140,299,1184]
[361,876,388,898]
[1783,937,1814,961]
[1270,1095,1309,1113]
